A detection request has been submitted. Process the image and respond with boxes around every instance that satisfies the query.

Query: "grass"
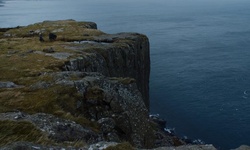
[104,142,134,150]
[0,20,107,144]
[110,77,136,85]
[3,20,105,41]
[0,120,89,147]
[0,120,48,146]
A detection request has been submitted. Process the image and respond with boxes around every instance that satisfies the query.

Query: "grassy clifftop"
[0,19,218,150]
[0,20,154,148]
[0,19,105,119]
[0,20,107,147]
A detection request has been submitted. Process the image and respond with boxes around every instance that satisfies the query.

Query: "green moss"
[5,20,105,41]
[0,120,48,146]
[0,85,77,112]
[0,20,120,146]
[0,84,100,130]
[85,86,105,101]
[110,77,136,85]
[0,53,65,86]
[0,120,90,147]
[54,111,100,132]
[104,142,134,150]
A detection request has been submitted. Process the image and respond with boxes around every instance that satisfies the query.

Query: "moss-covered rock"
[0,120,47,146]
[0,20,152,148]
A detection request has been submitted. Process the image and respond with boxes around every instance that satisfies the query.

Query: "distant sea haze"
[1,0,250,149]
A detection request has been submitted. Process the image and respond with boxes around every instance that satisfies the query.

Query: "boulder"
[0,81,19,88]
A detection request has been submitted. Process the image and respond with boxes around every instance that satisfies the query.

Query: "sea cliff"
[0,20,216,150]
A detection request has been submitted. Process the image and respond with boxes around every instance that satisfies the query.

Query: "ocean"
[1,0,250,149]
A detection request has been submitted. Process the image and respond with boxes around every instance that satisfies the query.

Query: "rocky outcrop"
[0,20,153,149]
[48,71,154,148]
[0,82,20,88]
[0,20,215,150]
[0,112,100,144]
[64,33,150,109]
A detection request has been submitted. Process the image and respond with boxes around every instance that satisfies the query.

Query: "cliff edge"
[0,20,215,149]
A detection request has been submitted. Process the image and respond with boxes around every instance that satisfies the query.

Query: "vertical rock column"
[64,33,151,110]
[107,33,150,110]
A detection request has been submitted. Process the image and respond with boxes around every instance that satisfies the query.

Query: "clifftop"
[0,19,150,109]
[0,20,215,150]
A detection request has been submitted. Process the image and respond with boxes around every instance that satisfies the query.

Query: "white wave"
[242,96,248,99]
[244,90,248,95]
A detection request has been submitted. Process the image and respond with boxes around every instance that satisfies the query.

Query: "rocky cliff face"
[0,20,214,150]
[64,33,150,109]
[0,20,155,149]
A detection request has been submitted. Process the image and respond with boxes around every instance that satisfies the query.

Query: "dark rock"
[98,118,116,133]
[29,81,51,90]
[43,47,55,53]
[39,33,44,42]
[7,50,18,54]
[150,114,167,130]
[49,33,57,41]
[64,33,150,109]
[29,30,35,35]
[0,26,22,32]
[26,50,34,54]
[106,132,121,142]
[80,21,97,29]
[70,74,153,148]
[14,112,26,120]
[42,71,154,148]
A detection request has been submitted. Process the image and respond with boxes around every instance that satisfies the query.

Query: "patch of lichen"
[104,142,135,150]
[0,120,49,146]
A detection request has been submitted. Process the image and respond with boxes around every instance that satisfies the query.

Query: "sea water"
[1,0,250,149]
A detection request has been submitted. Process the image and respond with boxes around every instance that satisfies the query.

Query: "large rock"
[0,112,100,144]
[64,33,150,109]
[52,71,155,148]
[0,81,19,88]
[0,20,180,149]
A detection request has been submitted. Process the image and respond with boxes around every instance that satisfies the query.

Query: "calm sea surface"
[1,0,250,149]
